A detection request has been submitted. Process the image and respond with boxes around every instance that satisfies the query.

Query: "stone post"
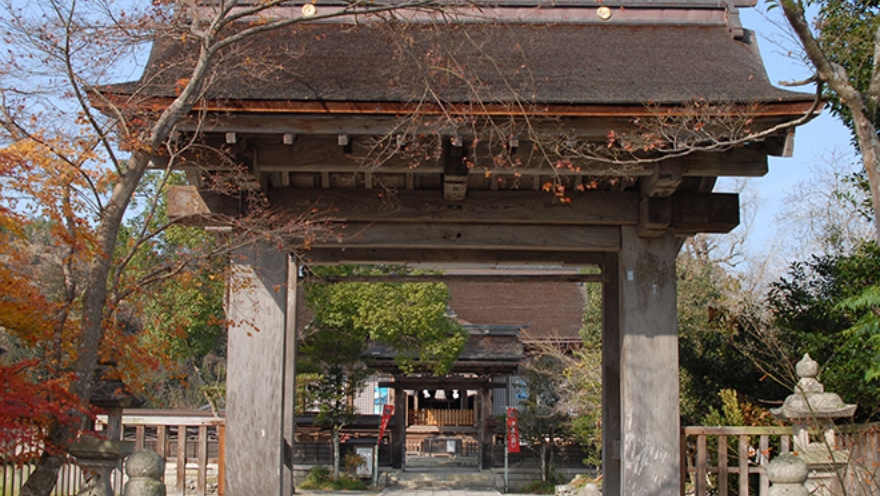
[124,449,166,496]
[767,454,808,496]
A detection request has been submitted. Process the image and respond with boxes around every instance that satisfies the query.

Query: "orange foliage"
[0,137,164,450]
[0,361,87,463]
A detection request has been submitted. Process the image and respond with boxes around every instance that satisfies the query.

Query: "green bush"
[331,474,367,490]
[299,465,367,490]
[300,466,332,489]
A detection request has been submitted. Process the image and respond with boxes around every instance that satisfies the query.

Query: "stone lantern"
[69,363,137,496]
[771,354,856,496]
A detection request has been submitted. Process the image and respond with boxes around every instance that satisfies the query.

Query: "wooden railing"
[683,424,880,496]
[682,426,791,496]
[836,423,880,496]
[118,410,224,496]
[1,410,223,496]
[409,409,474,426]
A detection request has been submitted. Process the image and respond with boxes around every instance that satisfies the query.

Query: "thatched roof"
[107,20,809,107]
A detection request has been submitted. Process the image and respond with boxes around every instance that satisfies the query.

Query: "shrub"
[331,474,367,490]
[300,466,332,489]
[521,479,558,494]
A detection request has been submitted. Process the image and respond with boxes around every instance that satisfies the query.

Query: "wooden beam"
[299,248,606,266]
[672,192,739,234]
[174,114,635,140]
[678,146,768,177]
[312,222,620,252]
[268,189,640,226]
[300,273,605,284]
[173,136,769,179]
[379,378,492,389]
[167,186,737,234]
[166,186,238,222]
[640,163,682,197]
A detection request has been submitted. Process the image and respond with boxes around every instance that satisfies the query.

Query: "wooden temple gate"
[105,0,816,494]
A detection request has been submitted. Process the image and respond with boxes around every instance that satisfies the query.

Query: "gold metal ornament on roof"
[597,6,612,20]
[302,4,317,17]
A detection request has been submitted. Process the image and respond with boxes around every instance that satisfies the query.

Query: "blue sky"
[719,6,857,270]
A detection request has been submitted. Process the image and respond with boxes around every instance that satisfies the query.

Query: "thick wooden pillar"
[615,227,681,496]
[391,386,406,469]
[601,252,622,496]
[479,386,494,469]
[225,244,296,496]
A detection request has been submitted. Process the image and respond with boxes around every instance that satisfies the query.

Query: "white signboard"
[355,447,373,477]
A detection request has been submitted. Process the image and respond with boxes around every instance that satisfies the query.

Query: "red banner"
[506,407,520,453]
[378,404,393,445]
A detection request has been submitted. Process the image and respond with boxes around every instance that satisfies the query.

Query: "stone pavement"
[296,489,523,496]
[380,490,504,496]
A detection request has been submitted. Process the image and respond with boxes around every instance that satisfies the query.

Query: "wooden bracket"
[639,195,672,237]
[444,175,468,201]
[640,163,682,197]
[444,135,469,201]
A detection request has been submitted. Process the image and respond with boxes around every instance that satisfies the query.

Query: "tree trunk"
[781,0,880,242]
[852,115,880,243]
[540,443,548,482]
[332,428,341,480]
[19,424,77,496]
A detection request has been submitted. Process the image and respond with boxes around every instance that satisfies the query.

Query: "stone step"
[386,469,496,489]
[406,456,480,468]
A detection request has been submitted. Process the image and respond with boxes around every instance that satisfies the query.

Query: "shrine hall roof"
[111,20,810,108]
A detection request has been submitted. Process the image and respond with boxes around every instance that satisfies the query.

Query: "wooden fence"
[5,415,880,496]
[0,410,223,496]
[119,410,224,496]
[683,424,880,496]
[409,409,475,427]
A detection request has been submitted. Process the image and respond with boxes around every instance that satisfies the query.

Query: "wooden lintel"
[167,186,738,236]
[312,222,620,252]
[166,186,239,223]
[678,147,768,177]
[299,248,606,266]
[301,273,605,284]
[378,378,493,389]
[269,189,640,226]
[174,114,635,140]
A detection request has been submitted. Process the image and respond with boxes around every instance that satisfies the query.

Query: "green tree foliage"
[117,172,227,411]
[303,266,467,376]
[297,324,370,479]
[300,265,467,477]
[812,0,880,141]
[768,242,880,420]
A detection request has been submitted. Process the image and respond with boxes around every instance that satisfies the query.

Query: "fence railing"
[682,426,791,496]
[0,410,224,496]
[682,424,880,496]
[5,415,880,496]
[409,409,474,427]
[117,410,224,496]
